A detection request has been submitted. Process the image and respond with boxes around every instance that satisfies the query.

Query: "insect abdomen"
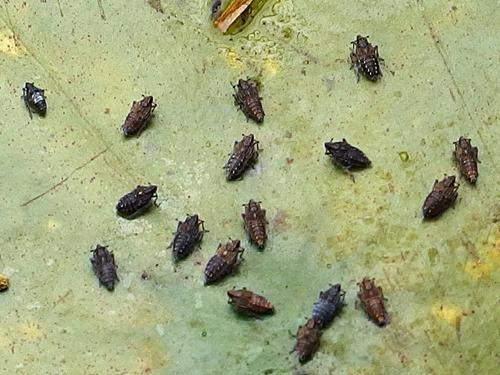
[359,56,381,81]
[292,318,322,363]
[248,221,266,248]
[225,154,246,180]
[243,98,264,123]
[462,160,478,184]
[311,301,334,328]
[173,232,193,260]
[100,263,118,291]
[32,92,47,113]
[204,255,228,284]
[364,297,388,326]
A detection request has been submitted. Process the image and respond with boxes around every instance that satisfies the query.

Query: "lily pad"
[0,1,499,374]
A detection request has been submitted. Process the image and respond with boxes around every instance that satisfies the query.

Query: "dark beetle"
[116,185,158,219]
[224,134,259,181]
[325,138,371,178]
[121,95,156,136]
[233,79,265,123]
[170,214,207,261]
[311,284,346,329]
[204,240,244,285]
[291,318,322,364]
[454,136,479,184]
[422,176,459,219]
[357,277,389,326]
[22,82,47,118]
[350,35,383,82]
[90,245,119,291]
[242,199,268,249]
[227,288,274,316]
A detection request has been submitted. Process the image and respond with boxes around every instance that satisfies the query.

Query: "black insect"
[121,95,156,137]
[454,136,480,184]
[422,175,459,219]
[324,138,371,179]
[116,185,158,219]
[350,35,383,82]
[233,79,265,123]
[311,284,346,329]
[224,134,259,181]
[170,214,207,261]
[242,199,268,249]
[90,245,119,291]
[291,318,322,364]
[210,0,221,20]
[22,82,47,118]
[204,240,244,285]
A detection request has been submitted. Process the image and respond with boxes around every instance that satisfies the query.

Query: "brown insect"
[454,136,480,184]
[242,199,268,249]
[227,288,274,316]
[121,95,156,136]
[224,134,259,181]
[0,274,9,292]
[422,175,459,219]
[204,240,244,285]
[291,318,322,363]
[350,35,383,82]
[357,277,389,327]
[233,79,264,123]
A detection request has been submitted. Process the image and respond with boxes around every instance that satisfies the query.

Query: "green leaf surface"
[1,1,499,374]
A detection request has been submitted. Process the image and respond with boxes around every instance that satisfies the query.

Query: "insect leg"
[375,46,384,62]
[135,121,148,137]
[473,147,481,163]
[345,168,356,183]
[22,88,33,119]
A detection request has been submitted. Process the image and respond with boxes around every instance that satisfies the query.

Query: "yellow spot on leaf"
[47,219,61,230]
[20,321,45,342]
[464,224,500,280]
[217,47,243,71]
[262,57,279,76]
[0,332,12,348]
[0,30,26,56]
[431,304,461,325]
[134,338,170,372]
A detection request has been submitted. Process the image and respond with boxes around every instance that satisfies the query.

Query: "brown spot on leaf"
[272,210,290,232]
[147,0,164,13]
